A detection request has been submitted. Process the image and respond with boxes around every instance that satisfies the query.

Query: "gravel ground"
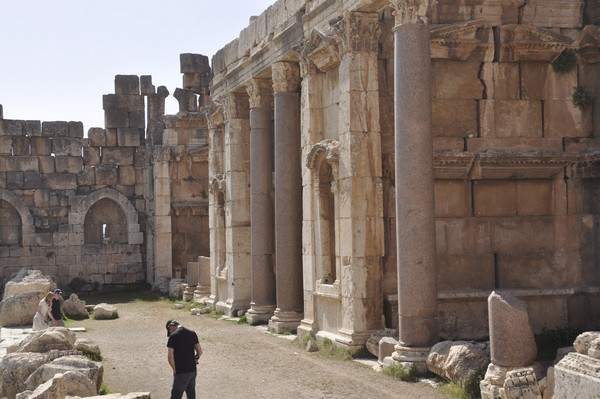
[72,291,451,399]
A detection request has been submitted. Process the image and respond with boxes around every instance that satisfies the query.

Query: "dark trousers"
[171,371,196,399]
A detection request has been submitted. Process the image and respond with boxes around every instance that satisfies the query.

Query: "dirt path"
[73,293,451,399]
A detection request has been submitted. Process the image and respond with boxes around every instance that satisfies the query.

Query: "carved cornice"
[498,24,573,63]
[272,61,301,94]
[306,139,340,170]
[300,29,340,73]
[390,0,435,26]
[333,12,380,54]
[574,25,600,64]
[431,151,600,180]
[430,20,494,62]
[246,78,273,109]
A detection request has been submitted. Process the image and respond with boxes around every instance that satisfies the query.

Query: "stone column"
[152,147,173,291]
[246,78,276,324]
[390,0,438,369]
[269,61,304,333]
[335,11,386,349]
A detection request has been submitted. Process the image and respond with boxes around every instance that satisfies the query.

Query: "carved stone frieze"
[390,0,435,26]
[205,103,224,130]
[300,29,340,73]
[574,25,600,64]
[306,139,340,170]
[430,20,494,62]
[209,174,226,194]
[245,78,273,109]
[332,12,380,54]
[498,24,573,63]
[272,61,301,94]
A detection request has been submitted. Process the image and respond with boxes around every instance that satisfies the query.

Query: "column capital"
[333,11,380,54]
[272,61,301,94]
[215,92,249,120]
[246,78,273,109]
[205,104,224,130]
[390,0,435,26]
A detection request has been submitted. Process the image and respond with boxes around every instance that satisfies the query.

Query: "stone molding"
[246,78,273,109]
[433,151,600,180]
[498,24,573,63]
[574,25,600,64]
[430,20,494,62]
[390,0,435,26]
[300,29,340,73]
[272,61,301,94]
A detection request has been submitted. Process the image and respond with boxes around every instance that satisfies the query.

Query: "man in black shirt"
[166,320,202,399]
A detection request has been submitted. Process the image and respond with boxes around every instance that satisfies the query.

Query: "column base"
[268,310,303,334]
[389,345,431,374]
[246,305,276,325]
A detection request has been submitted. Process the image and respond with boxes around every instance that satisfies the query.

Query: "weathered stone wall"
[0,72,210,292]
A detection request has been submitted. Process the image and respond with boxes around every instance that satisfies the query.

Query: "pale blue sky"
[0,1,274,131]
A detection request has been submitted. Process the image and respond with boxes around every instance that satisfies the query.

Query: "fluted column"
[390,0,438,369]
[269,61,304,333]
[246,78,276,325]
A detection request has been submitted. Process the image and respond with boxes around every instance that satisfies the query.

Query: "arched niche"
[0,189,35,246]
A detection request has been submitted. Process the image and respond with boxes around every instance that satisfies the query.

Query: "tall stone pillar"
[390,0,438,369]
[335,11,385,348]
[152,147,173,290]
[269,61,304,333]
[210,92,251,316]
[246,78,276,324]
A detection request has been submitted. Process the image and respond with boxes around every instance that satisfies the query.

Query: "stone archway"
[0,189,35,246]
[69,188,142,245]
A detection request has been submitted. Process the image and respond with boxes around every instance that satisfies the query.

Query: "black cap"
[166,320,179,337]
[54,289,62,294]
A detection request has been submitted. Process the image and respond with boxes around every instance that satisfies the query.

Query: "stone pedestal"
[246,78,276,325]
[392,4,438,368]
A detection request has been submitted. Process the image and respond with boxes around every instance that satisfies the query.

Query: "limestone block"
[101,147,134,166]
[117,128,141,147]
[12,136,30,155]
[488,291,537,367]
[140,75,155,95]
[0,352,48,398]
[473,180,517,217]
[88,128,106,147]
[438,254,495,290]
[180,53,210,74]
[16,327,76,353]
[467,137,563,152]
[68,121,84,138]
[521,63,577,101]
[129,110,145,129]
[52,137,82,156]
[93,303,118,319]
[24,120,42,136]
[30,137,52,155]
[25,355,103,393]
[83,146,100,165]
[54,156,84,173]
[427,340,490,385]
[105,128,118,146]
[480,100,542,138]
[434,180,471,217]
[501,368,542,399]
[115,75,140,95]
[23,171,43,189]
[103,93,144,111]
[432,60,483,99]
[544,100,592,138]
[0,291,44,326]
[6,156,39,172]
[118,165,136,185]
[522,0,584,29]
[1,119,24,135]
[104,108,129,128]
[431,0,522,25]
[42,121,69,137]
[77,166,95,186]
[0,136,11,154]
[432,99,478,137]
[555,352,600,399]
[128,232,144,245]
[516,180,554,216]
[94,165,118,185]
[44,173,77,190]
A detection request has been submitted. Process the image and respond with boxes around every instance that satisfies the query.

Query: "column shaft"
[394,23,438,348]
[270,61,303,333]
